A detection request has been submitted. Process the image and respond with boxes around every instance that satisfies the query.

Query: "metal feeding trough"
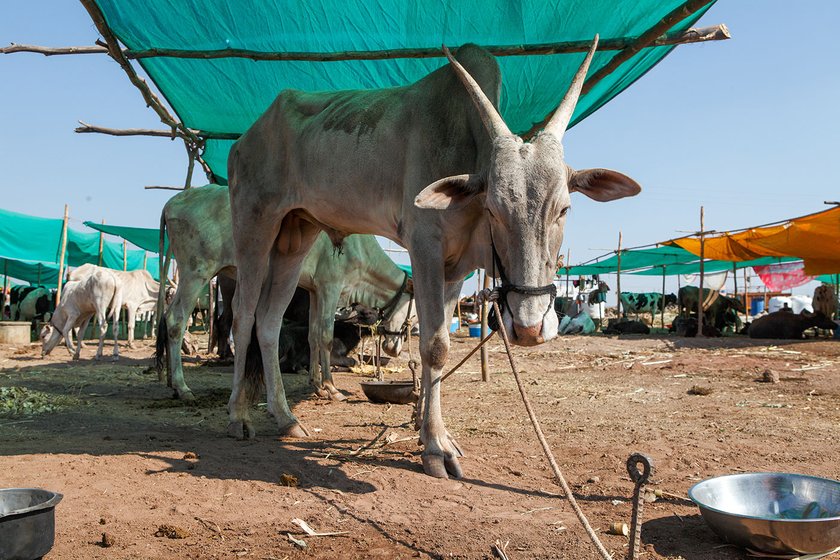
[360,380,418,404]
[0,488,63,560]
[689,473,840,555]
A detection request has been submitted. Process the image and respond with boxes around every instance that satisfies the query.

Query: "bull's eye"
[559,206,570,218]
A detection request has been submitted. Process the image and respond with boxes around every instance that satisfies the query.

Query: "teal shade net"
[816,274,840,284]
[0,208,160,280]
[559,245,699,276]
[84,221,168,254]
[93,0,716,182]
[629,256,800,276]
[0,257,61,288]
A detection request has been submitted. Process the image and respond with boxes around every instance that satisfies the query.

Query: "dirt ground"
[1,330,839,560]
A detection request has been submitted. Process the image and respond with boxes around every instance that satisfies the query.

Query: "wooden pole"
[480,270,490,382]
[744,267,749,318]
[661,266,666,329]
[97,218,105,267]
[456,298,462,333]
[55,204,70,305]
[732,263,739,322]
[564,249,571,298]
[2,24,730,61]
[143,251,147,271]
[122,240,127,271]
[616,232,623,317]
[76,121,238,141]
[697,206,705,338]
[2,260,8,318]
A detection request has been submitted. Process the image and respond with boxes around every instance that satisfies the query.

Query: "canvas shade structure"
[628,256,800,276]
[0,208,160,280]
[671,207,840,275]
[0,257,61,288]
[89,0,718,182]
[559,245,699,276]
[84,221,168,254]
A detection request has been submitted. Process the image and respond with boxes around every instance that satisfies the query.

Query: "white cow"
[227,39,640,479]
[39,268,122,360]
[69,264,164,348]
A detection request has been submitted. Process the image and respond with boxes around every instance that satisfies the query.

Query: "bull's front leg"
[310,286,345,401]
[412,260,465,478]
[125,306,137,349]
[74,315,93,360]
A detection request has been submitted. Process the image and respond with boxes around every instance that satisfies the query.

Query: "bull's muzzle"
[512,322,545,346]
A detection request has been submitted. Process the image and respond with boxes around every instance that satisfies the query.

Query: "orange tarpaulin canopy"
[672,207,840,275]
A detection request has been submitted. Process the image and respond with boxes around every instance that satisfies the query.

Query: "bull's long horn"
[544,35,599,137]
[443,45,511,138]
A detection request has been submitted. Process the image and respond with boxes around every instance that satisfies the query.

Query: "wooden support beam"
[55,205,70,305]
[75,121,239,141]
[77,0,218,183]
[524,1,723,138]
[145,185,186,191]
[2,25,728,61]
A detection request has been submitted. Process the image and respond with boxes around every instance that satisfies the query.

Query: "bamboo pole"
[564,249,571,299]
[75,121,238,141]
[145,186,186,191]
[616,232,622,317]
[480,270,490,382]
[97,218,105,267]
[122,240,127,271]
[697,206,705,338]
[456,298,462,333]
[55,204,69,305]
[2,260,8,318]
[77,0,217,183]
[732,263,739,322]
[661,266,666,329]
[208,277,216,351]
[524,0,721,138]
[2,24,729,61]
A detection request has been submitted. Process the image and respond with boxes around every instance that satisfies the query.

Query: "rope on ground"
[490,299,613,560]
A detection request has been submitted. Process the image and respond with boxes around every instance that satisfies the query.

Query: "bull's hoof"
[227,420,256,440]
[280,422,309,438]
[329,390,347,402]
[422,453,463,479]
[110,355,120,363]
[71,354,81,361]
[178,390,196,403]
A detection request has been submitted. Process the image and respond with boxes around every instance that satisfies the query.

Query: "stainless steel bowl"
[689,473,840,555]
[0,488,63,560]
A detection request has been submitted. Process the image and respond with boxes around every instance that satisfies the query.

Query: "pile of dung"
[0,386,78,417]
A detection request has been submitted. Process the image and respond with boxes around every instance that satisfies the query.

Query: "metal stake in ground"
[490,298,613,560]
[626,453,654,560]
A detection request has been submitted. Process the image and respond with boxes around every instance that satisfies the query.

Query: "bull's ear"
[415,174,485,210]
[568,167,641,202]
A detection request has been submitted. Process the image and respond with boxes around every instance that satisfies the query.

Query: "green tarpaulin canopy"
[93,0,716,182]
[0,208,160,280]
[84,221,168,254]
[629,256,800,276]
[559,245,699,276]
[0,257,61,288]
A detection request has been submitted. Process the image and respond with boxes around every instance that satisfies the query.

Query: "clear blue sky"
[1,2,838,295]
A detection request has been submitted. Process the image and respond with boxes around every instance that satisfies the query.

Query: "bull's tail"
[243,324,265,404]
[156,211,171,334]
[155,314,168,376]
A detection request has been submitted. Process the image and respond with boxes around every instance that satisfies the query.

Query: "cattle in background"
[678,286,745,334]
[748,311,837,339]
[813,284,837,319]
[69,264,166,348]
[10,286,54,323]
[619,292,676,324]
[39,268,122,360]
[156,184,416,402]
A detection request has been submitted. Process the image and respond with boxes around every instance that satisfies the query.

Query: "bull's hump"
[284,89,399,137]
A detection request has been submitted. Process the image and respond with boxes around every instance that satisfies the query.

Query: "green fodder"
[0,386,80,418]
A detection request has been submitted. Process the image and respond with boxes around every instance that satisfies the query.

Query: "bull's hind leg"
[257,217,321,436]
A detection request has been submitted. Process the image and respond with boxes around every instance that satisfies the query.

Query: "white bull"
[157,184,416,401]
[227,39,640,478]
[39,268,121,360]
